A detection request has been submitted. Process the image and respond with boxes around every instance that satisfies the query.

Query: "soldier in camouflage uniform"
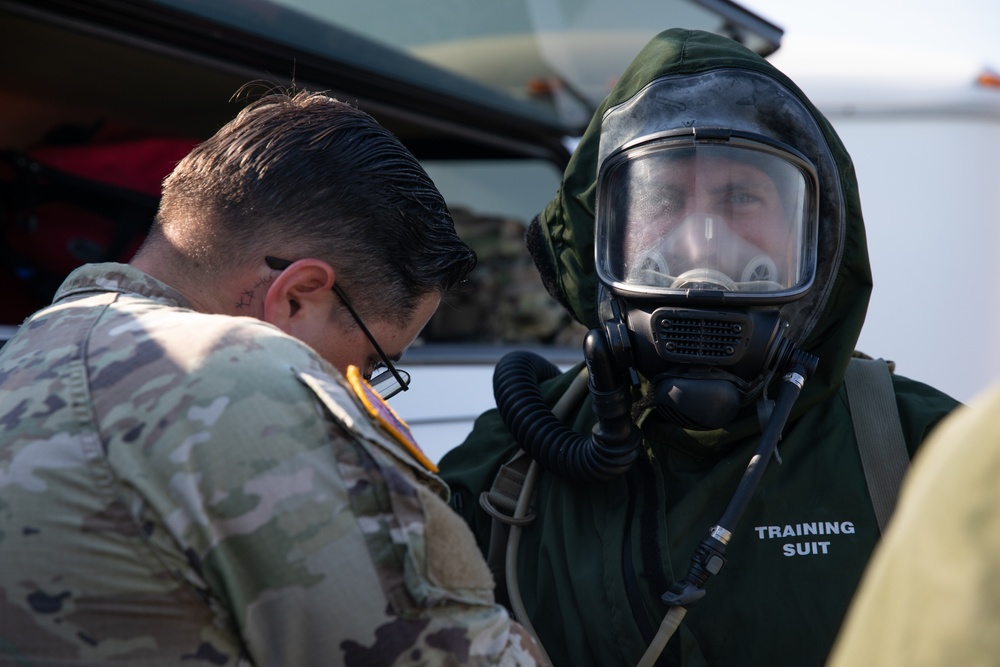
[0,90,543,665]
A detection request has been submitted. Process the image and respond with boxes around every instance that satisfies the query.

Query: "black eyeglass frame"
[264,255,411,398]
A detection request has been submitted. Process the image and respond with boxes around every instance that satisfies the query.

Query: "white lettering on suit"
[752,521,857,557]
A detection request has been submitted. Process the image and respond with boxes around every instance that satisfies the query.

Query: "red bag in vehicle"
[0,133,198,324]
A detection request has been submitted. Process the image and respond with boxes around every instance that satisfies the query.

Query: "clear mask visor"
[598,140,817,297]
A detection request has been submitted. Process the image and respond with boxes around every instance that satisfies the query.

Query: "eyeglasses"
[265,256,411,399]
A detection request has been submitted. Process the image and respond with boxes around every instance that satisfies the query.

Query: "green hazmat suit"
[439,28,960,667]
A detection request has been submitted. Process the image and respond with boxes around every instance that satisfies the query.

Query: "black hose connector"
[663,348,820,609]
[493,331,641,482]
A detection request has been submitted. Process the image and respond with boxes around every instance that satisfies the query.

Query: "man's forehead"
[663,151,769,169]
[654,154,777,185]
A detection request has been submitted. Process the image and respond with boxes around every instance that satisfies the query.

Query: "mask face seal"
[594,129,820,430]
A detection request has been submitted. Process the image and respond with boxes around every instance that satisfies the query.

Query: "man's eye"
[723,188,764,209]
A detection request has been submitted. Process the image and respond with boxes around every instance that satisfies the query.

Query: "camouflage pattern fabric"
[422,207,588,347]
[0,263,542,666]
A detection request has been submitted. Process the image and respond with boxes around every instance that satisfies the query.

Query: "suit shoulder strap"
[844,356,911,533]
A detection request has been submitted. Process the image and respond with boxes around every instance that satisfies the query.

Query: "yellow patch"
[345,365,438,473]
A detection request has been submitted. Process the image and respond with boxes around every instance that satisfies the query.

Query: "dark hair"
[153,89,476,318]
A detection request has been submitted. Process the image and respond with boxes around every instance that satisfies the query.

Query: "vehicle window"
[0,0,779,351]
[419,158,588,347]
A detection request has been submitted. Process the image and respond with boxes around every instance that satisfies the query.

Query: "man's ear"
[262,259,336,334]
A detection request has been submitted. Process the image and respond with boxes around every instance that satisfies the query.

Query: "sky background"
[740,0,1000,72]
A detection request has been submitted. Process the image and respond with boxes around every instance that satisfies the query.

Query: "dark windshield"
[152,0,781,133]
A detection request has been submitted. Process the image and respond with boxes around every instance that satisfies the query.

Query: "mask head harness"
[594,127,820,429]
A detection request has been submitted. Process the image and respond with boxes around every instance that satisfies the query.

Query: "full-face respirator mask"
[595,128,820,429]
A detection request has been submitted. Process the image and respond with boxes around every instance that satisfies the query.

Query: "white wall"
[844,117,1000,403]
[772,41,1000,403]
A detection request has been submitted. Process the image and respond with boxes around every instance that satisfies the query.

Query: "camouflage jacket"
[0,263,541,666]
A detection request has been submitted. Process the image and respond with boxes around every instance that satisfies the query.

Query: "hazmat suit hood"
[527,28,870,415]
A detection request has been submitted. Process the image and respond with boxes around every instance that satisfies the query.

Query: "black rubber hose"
[715,348,819,532]
[493,331,640,482]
